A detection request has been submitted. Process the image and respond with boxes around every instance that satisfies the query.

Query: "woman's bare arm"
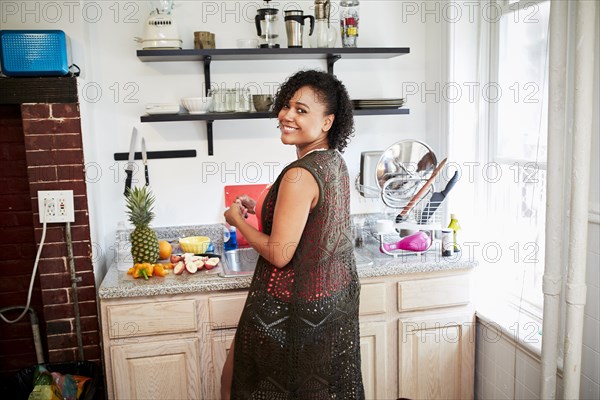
[224,167,318,268]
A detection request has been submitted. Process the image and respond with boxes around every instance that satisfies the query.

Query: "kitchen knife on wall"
[141,137,149,186]
[418,170,459,224]
[396,158,447,222]
[124,127,138,195]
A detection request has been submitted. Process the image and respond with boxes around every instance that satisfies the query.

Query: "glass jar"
[208,89,226,112]
[340,0,359,48]
[225,89,236,112]
[235,88,251,112]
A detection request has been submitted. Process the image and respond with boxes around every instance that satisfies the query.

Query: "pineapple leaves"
[125,186,156,227]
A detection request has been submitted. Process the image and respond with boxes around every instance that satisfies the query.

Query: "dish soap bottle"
[224,226,238,251]
[447,214,461,253]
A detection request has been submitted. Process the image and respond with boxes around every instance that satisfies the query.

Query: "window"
[478,0,550,314]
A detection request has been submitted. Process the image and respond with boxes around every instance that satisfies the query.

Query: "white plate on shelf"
[145,103,180,115]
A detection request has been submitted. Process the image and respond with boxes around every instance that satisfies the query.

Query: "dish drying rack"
[357,175,445,257]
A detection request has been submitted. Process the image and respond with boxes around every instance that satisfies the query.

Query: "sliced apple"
[173,261,185,275]
[170,254,182,264]
[204,257,220,270]
[185,261,198,274]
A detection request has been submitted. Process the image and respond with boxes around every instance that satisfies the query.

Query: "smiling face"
[278,86,335,157]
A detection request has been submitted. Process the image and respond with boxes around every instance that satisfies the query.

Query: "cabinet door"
[360,321,388,400]
[111,338,201,399]
[398,312,475,400]
[205,329,236,400]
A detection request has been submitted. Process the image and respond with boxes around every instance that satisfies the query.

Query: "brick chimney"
[0,77,101,390]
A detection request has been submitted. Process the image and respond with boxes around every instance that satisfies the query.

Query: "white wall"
[1,1,443,280]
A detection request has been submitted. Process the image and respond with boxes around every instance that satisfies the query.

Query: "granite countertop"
[98,237,477,300]
[98,264,253,299]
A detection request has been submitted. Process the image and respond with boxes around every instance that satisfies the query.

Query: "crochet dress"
[231,149,364,399]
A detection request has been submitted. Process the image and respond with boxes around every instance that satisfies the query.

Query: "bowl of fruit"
[179,236,211,254]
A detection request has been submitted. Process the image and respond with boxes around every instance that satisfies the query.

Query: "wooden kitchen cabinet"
[360,321,389,399]
[398,312,475,400]
[100,296,205,400]
[394,273,475,399]
[203,284,394,399]
[359,271,475,400]
[202,293,246,399]
[99,291,249,399]
[100,269,474,399]
[205,329,236,399]
[204,324,391,400]
[111,338,201,399]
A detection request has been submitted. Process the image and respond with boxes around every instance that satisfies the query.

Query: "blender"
[136,0,182,49]
[255,0,280,48]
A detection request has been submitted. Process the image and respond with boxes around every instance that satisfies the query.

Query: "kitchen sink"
[220,247,259,277]
[219,247,373,277]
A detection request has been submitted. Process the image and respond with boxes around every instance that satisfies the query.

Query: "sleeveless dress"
[231,149,365,399]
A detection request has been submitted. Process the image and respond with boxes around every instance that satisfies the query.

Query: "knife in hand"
[141,137,149,186]
[418,170,460,224]
[124,127,138,195]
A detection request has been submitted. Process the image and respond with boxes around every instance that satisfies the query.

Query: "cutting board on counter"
[224,184,268,248]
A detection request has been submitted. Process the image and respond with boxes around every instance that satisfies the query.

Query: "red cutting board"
[224,184,268,248]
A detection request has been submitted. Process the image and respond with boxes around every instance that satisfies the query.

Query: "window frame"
[483,0,550,316]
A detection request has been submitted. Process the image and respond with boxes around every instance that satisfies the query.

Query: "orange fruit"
[158,241,173,260]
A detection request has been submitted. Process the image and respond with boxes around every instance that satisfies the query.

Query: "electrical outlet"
[38,190,75,223]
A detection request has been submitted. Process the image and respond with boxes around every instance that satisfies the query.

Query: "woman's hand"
[221,171,317,268]
[237,194,257,215]
[224,200,246,227]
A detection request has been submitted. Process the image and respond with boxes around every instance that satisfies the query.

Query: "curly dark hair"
[273,70,354,153]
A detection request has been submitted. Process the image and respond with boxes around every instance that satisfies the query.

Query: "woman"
[222,70,364,399]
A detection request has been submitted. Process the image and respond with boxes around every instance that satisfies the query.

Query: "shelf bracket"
[204,56,214,155]
[327,54,342,75]
[203,56,212,95]
[207,120,214,156]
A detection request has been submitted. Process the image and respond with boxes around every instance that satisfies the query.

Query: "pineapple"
[125,186,159,264]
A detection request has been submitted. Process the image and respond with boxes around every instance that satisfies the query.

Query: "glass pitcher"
[311,0,337,48]
[255,7,280,48]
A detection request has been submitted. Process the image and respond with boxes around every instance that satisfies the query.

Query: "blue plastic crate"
[0,30,71,77]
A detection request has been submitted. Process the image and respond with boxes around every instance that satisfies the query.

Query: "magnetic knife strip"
[113,150,196,161]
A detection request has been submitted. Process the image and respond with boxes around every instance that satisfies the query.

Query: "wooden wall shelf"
[136,47,411,155]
